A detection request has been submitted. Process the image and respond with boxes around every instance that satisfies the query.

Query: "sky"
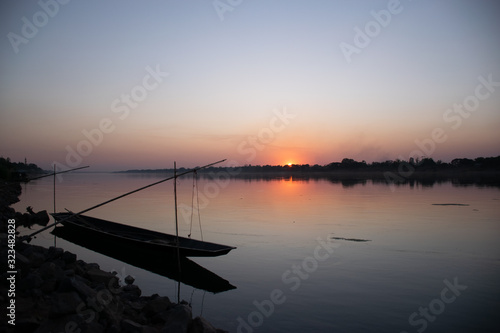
[1,0,499,171]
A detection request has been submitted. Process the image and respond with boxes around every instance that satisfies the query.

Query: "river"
[14,172,500,332]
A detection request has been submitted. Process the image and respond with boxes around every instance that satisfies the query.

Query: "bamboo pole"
[53,165,57,247]
[174,161,181,303]
[174,161,179,247]
[21,159,226,242]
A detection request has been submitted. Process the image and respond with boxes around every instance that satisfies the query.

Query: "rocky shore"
[0,181,227,333]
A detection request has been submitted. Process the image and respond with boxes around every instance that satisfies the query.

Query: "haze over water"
[15,173,500,332]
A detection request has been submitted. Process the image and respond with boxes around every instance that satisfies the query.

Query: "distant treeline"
[0,157,44,181]
[119,156,500,175]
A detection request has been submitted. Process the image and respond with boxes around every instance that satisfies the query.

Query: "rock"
[61,250,77,264]
[86,267,119,288]
[188,317,218,333]
[38,261,65,294]
[15,238,30,252]
[121,319,143,333]
[128,299,147,311]
[70,276,97,300]
[34,209,50,226]
[86,262,100,270]
[142,296,173,325]
[48,246,64,260]
[18,272,43,291]
[160,304,193,333]
[121,284,142,301]
[57,276,97,303]
[118,319,159,333]
[64,269,75,277]
[41,278,58,294]
[125,275,135,285]
[38,261,64,280]
[72,259,89,276]
[14,295,49,329]
[16,317,41,333]
[15,250,31,270]
[34,314,104,333]
[93,294,126,330]
[143,296,172,318]
[106,324,122,333]
[143,326,160,333]
[16,209,50,229]
[28,251,46,268]
[49,291,84,317]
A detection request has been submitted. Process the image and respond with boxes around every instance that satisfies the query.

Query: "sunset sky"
[1,1,499,171]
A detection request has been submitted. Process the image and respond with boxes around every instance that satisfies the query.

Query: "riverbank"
[0,181,227,333]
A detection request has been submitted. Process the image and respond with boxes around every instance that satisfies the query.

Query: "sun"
[287,162,292,166]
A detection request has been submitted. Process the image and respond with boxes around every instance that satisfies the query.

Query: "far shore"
[111,168,500,187]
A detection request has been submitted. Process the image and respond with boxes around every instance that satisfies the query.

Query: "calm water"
[14,173,500,332]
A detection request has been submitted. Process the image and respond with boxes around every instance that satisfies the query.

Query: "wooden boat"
[51,212,236,257]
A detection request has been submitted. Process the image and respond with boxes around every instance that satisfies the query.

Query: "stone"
[15,295,48,327]
[49,291,84,317]
[61,250,77,264]
[143,296,173,319]
[64,269,75,277]
[73,259,89,276]
[58,276,97,301]
[28,251,46,268]
[16,317,41,333]
[26,208,50,226]
[121,284,142,301]
[143,326,160,333]
[86,262,100,270]
[34,314,104,333]
[18,272,43,291]
[48,246,64,260]
[125,275,135,285]
[41,278,58,294]
[15,250,31,270]
[86,268,119,288]
[160,304,193,333]
[121,319,143,333]
[38,261,64,280]
[188,317,218,333]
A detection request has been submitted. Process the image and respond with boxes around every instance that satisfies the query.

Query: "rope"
[200,290,206,317]
[188,172,195,238]
[188,171,203,241]
[195,172,203,241]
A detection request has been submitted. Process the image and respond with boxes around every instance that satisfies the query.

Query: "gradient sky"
[1,0,499,171]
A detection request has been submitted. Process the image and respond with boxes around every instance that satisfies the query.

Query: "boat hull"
[51,213,235,257]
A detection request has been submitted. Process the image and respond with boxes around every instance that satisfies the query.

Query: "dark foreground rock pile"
[0,182,227,333]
